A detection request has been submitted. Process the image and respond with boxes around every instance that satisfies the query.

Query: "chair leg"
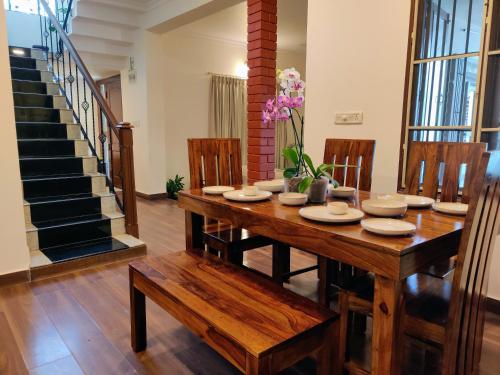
[318,257,333,308]
[337,291,350,372]
[207,247,219,256]
[272,242,290,284]
[228,247,244,266]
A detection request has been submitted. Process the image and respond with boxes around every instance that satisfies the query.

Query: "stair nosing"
[22,173,104,183]
[30,213,124,231]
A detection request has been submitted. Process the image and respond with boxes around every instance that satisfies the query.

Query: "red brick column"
[247,0,277,183]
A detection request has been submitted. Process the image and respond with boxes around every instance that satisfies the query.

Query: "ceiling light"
[12,48,25,56]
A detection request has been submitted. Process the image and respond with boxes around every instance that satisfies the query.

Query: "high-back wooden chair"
[187,138,290,284]
[405,141,486,203]
[336,151,499,375]
[323,139,376,191]
[319,139,376,307]
[188,138,243,189]
[442,150,500,374]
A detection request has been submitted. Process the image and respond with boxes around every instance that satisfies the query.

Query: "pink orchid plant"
[262,68,308,180]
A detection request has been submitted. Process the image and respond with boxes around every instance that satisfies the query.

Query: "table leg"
[130,270,147,352]
[371,275,403,375]
[185,211,204,252]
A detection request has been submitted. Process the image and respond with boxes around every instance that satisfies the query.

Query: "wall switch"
[335,112,363,125]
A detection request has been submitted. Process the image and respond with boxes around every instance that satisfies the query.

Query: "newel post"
[116,122,139,238]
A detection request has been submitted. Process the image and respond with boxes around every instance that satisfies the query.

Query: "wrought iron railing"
[36,0,139,237]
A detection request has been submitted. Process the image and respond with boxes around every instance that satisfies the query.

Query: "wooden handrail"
[39,0,120,137]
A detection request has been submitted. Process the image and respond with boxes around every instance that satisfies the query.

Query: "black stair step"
[9,46,33,58]
[14,93,53,108]
[29,195,102,224]
[20,156,84,177]
[18,139,75,157]
[11,67,41,81]
[41,237,128,263]
[15,107,60,122]
[10,56,37,69]
[23,175,93,200]
[16,122,67,139]
[26,192,94,204]
[36,215,113,250]
[11,80,47,94]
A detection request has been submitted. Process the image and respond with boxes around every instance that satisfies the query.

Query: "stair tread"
[22,173,103,182]
[20,156,91,160]
[23,172,84,180]
[27,193,111,206]
[33,213,117,229]
[26,192,96,203]
[19,138,76,141]
[41,237,128,263]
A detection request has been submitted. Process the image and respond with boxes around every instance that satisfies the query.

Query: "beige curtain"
[209,75,247,163]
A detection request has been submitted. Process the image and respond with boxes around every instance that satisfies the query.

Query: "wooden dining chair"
[318,139,376,306]
[337,151,499,375]
[187,138,290,283]
[404,141,487,278]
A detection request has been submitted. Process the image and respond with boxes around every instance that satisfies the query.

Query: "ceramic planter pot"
[284,176,305,193]
[308,177,329,203]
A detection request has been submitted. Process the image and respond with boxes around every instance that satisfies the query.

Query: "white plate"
[278,192,308,206]
[223,190,272,202]
[378,194,435,208]
[362,199,408,217]
[254,179,284,192]
[329,185,356,198]
[299,206,364,223]
[432,202,469,216]
[361,218,416,236]
[202,186,235,195]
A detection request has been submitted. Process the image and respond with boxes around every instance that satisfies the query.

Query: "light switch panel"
[335,112,363,125]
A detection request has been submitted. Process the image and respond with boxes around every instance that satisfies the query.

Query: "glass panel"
[409,129,472,142]
[482,56,500,128]
[411,56,478,126]
[4,0,56,15]
[491,0,500,51]
[417,0,484,59]
[481,132,500,151]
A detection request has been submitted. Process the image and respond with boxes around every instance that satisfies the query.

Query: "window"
[4,0,56,15]
[401,0,500,184]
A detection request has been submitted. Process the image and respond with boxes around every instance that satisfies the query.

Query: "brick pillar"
[247,0,277,183]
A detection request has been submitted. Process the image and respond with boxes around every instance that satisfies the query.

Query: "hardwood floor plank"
[0,284,70,369]
[37,289,137,375]
[29,356,84,375]
[0,312,29,374]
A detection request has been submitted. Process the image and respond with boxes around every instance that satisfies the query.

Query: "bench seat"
[129,251,340,374]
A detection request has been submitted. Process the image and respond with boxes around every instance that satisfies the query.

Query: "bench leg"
[130,274,147,352]
[245,354,271,375]
[316,322,342,375]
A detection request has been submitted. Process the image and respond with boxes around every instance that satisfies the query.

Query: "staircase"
[9,46,144,269]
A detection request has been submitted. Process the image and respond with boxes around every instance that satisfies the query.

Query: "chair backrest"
[187,138,243,189]
[405,142,486,203]
[443,151,500,375]
[323,139,376,191]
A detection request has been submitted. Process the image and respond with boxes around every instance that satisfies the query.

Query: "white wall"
[0,7,31,275]
[159,32,306,187]
[304,0,411,194]
[6,11,40,48]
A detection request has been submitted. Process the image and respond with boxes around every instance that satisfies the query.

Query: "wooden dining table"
[178,188,465,375]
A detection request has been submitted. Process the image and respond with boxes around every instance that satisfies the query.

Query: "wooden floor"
[0,197,499,374]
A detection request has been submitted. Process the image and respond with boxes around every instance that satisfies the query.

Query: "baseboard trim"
[0,270,30,287]
[136,191,168,200]
[487,297,500,314]
[30,244,147,281]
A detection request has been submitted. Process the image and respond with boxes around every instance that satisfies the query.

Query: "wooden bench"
[129,251,341,374]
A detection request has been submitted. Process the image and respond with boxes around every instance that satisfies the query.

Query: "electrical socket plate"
[335,112,363,125]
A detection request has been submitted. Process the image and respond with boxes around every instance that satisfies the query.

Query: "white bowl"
[243,185,259,196]
[362,199,408,217]
[329,185,356,198]
[327,202,349,215]
[254,179,284,192]
[278,192,308,206]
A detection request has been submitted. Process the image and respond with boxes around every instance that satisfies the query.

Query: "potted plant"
[166,175,184,200]
[262,68,306,192]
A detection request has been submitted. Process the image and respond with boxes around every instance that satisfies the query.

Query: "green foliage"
[166,175,184,200]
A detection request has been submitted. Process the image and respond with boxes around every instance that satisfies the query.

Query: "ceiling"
[171,0,308,52]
